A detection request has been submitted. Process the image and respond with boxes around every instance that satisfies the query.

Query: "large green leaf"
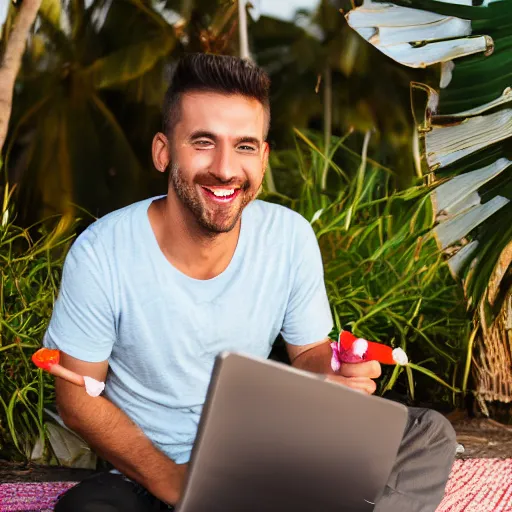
[6,0,178,220]
[345,0,512,405]
[18,99,74,219]
[345,1,493,67]
[346,0,512,308]
[83,32,176,89]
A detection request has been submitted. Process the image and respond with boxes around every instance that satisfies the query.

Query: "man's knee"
[54,488,117,512]
[56,501,118,512]
[423,409,456,447]
[406,407,457,458]
[53,473,150,512]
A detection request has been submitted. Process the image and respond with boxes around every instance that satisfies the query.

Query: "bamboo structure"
[473,242,512,410]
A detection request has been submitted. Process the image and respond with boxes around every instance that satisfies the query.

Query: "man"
[45,53,456,512]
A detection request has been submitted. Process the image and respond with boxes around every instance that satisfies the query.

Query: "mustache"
[167,164,250,190]
[196,177,250,190]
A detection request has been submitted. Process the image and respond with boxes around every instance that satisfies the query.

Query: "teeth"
[206,188,235,197]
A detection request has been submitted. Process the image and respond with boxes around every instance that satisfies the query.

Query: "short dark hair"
[162,53,271,138]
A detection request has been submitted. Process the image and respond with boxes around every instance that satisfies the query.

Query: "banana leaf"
[345,0,512,309]
[345,0,512,404]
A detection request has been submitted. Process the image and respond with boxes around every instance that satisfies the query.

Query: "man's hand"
[326,360,381,395]
[287,339,381,395]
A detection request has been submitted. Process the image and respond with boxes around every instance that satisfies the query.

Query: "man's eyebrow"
[189,132,261,148]
[189,130,218,141]
[235,136,261,148]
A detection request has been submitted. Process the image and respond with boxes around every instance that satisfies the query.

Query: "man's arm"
[286,339,381,395]
[56,352,187,505]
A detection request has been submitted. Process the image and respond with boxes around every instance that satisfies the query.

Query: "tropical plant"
[343,0,512,412]
[3,0,242,224]
[250,0,432,188]
[3,0,179,223]
[264,130,471,408]
[0,131,471,463]
[0,183,77,461]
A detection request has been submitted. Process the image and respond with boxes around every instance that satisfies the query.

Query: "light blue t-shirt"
[44,197,333,464]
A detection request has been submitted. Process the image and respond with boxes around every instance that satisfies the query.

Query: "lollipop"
[330,331,408,372]
[32,348,105,397]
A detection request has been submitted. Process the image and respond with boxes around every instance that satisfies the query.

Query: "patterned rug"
[1,459,511,511]
[0,481,74,512]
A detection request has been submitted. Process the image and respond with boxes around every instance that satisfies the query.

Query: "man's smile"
[200,186,241,203]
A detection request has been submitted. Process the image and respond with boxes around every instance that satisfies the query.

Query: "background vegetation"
[1,0,508,464]
[266,131,470,407]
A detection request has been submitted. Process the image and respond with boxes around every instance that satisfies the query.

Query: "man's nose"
[209,144,237,183]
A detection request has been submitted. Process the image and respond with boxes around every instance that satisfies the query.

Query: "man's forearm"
[58,394,184,504]
[291,340,334,374]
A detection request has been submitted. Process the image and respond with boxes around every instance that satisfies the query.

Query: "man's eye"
[238,145,256,152]
[195,140,213,147]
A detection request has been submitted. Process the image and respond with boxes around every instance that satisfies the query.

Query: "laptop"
[177,352,408,512]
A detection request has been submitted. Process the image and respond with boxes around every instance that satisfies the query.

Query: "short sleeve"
[280,216,333,346]
[43,229,116,362]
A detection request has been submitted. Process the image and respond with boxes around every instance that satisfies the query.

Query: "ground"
[448,413,512,459]
[0,461,96,483]
[1,413,511,483]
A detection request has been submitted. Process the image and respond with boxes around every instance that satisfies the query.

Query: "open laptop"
[177,352,408,512]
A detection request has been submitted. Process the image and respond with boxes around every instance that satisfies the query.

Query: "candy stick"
[330,331,408,372]
[32,348,105,397]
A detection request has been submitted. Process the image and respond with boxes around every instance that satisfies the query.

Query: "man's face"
[165,91,269,234]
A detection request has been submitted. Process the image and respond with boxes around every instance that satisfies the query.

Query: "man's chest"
[111,264,291,366]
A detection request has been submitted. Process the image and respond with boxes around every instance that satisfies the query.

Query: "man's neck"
[148,196,241,281]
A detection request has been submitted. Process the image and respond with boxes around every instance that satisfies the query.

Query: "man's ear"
[152,132,170,173]
[262,141,270,175]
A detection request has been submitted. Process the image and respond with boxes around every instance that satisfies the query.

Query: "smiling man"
[45,54,456,512]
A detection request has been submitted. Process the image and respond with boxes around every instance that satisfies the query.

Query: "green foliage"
[250,1,431,188]
[0,184,77,461]
[3,0,249,224]
[4,0,195,223]
[263,130,471,405]
[0,129,473,461]
[3,0,433,227]
[343,0,512,406]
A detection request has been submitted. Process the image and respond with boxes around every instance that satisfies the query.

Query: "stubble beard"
[168,163,256,235]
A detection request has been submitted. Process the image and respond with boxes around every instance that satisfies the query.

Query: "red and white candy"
[330,331,408,372]
[32,348,105,397]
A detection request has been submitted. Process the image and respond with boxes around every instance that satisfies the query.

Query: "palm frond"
[346,0,512,406]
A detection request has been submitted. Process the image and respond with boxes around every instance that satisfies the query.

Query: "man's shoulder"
[91,197,155,233]
[248,199,310,231]
[245,201,319,265]
[247,200,315,248]
[72,197,156,255]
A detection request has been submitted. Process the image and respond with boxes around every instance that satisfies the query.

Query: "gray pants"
[375,407,457,512]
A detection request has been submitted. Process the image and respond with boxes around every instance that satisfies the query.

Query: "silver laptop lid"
[178,352,408,512]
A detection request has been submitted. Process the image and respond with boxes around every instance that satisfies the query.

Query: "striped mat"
[0,459,511,511]
[437,459,512,511]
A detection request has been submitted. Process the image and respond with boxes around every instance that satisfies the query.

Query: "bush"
[264,130,472,407]
[0,184,77,461]
[0,131,472,461]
